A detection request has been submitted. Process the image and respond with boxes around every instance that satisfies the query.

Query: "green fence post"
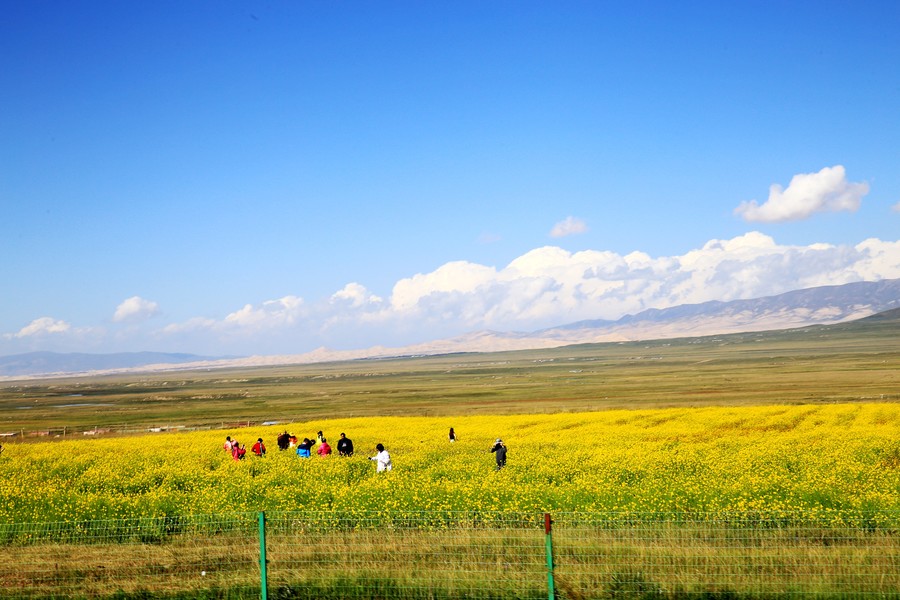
[544,513,555,600]
[259,511,268,600]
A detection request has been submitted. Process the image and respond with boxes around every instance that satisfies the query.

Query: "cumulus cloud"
[550,216,588,238]
[9,317,71,338]
[391,261,498,313]
[1,318,104,355]
[152,297,310,354]
[734,165,869,223]
[113,296,160,323]
[224,296,305,329]
[161,298,306,335]
[331,283,383,308]
[379,232,900,332]
[146,232,900,355]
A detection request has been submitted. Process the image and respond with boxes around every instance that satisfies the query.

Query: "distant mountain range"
[0,352,222,379]
[2,278,899,380]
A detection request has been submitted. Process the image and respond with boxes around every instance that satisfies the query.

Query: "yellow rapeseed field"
[2,403,900,526]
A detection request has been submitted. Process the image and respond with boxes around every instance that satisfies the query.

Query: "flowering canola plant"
[2,403,900,525]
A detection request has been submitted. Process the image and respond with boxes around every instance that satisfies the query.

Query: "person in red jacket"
[251,438,266,457]
[317,438,332,457]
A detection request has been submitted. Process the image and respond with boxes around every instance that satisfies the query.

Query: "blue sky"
[3,1,899,357]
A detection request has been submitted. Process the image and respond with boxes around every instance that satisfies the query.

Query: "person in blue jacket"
[296,437,314,458]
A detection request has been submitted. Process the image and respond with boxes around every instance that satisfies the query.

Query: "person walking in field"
[369,443,392,472]
[490,439,507,470]
[252,438,266,457]
[317,437,332,456]
[337,432,354,456]
[276,431,290,451]
[223,436,234,452]
[316,430,325,444]
[296,438,314,458]
[449,427,457,443]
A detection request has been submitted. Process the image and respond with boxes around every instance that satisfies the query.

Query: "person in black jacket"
[337,432,354,457]
[490,439,507,470]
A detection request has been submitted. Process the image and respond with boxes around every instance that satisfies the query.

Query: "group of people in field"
[272,430,356,458]
[221,427,507,471]
[222,430,387,468]
[222,436,266,460]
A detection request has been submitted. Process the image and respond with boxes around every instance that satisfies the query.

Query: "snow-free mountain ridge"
[2,278,899,379]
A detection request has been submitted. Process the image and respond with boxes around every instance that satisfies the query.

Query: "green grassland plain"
[1,310,898,434]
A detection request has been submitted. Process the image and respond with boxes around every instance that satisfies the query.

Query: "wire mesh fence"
[264,511,548,599]
[1,513,261,598]
[2,510,900,599]
[551,512,900,599]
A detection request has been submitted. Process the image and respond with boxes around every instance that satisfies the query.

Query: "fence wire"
[265,511,547,600]
[551,512,900,599]
[2,511,900,599]
[1,513,260,599]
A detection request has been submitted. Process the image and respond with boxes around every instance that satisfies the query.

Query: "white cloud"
[153,297,310,354]
[1,318,105,355]
[113,296,160,323]
[161,298,306,335]
[331,283,383,308]
[892,201,900,213]
[379,232,900,332]
[550,216,588,238]
[849,238,900,281]
[734,165,870,223]
[224,296,305,329]
[9,317,71,338]
[390,261,498,312]
[143,233,900,355]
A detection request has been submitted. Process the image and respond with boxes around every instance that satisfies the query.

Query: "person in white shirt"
[369,443,392,472]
